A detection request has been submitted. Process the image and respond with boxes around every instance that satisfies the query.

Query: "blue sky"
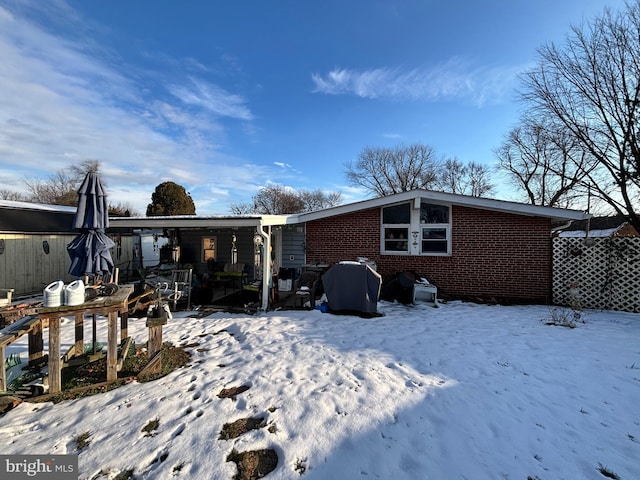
[0,0,628,215]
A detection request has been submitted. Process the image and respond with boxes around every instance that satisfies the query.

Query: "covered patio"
[109,214,298,312]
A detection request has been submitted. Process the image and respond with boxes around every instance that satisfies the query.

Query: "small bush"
[219,416,265,440]
[75,431,91,451]
[113,469,134,480]
[227,449,278,480]
[141,418,159,437]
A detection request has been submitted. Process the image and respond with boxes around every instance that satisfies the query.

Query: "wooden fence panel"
[1,233,137,297]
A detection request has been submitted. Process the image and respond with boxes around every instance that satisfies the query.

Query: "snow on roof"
[0,199,76,213]
[558,227,621,238]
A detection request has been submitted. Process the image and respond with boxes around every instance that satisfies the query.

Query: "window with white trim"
[382,203,410,253]
[420,202,450,254]
[381,201,451,256]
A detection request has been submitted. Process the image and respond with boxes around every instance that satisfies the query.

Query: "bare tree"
[252,185,304,214]
[231,187,342,215]
[108,201,136,217]
[496,118,597,207]
[23,159,103,206]
[0,189,27,201]
[519,2,640,230]
[298,189,343,212]
[345,144,440,196]
[467,162,495,197]
[21,160,136,214]
[23,170,79,206]
[437,158,494,197]
[229,201,255,215]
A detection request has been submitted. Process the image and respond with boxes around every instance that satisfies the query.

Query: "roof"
[557,215,636,237]
[559,215,627,232]
[0,200,76,233]
[109,214,295,229]
[0,199,76,213]
[0,200,133,234]
[109,190,590,230]
[294,190,591,223]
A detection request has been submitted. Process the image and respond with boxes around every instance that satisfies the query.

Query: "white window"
[420,202,450,255]
[381,201,451,256]
[382,203,410,254]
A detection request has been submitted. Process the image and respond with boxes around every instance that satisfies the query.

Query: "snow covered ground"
[1,300,639,480]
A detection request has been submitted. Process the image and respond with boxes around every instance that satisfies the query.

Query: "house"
[110,190,589,308]
[0,200,137,297]
[555,214,639,238]
[296,190,589,304]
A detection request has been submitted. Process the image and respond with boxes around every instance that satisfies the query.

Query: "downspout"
[257,222,271,311]
[551,220,573,237]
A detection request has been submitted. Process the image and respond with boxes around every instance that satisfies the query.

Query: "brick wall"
[305,205,552,303]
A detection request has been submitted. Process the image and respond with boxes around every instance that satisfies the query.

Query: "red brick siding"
[305,205,552,303]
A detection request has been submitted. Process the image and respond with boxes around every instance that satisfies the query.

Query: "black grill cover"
[321,262,382,314]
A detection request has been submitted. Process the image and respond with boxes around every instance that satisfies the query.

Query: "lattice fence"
[553,237,640,312]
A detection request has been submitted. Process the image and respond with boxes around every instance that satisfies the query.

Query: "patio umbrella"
[67,171,115,355]
[67,171,115,280]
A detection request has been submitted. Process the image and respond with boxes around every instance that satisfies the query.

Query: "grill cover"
[321,262,382,314]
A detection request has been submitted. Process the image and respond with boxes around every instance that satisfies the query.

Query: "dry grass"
[219,416,266,440]
[227,449,278,480]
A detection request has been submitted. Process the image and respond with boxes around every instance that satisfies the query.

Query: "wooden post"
[120,312,128,341]
[106,311,118,383]
[28,320,44,366]
[146,312,166,360]
[74,314,84,358]
[0,345,6,392]
[148,325,163,359]
[49,316,61,394]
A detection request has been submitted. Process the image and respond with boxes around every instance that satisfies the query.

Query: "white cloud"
[0,1,259,215]
[312,58,524,107]
[382,132,403,139]
[168,78,254,120]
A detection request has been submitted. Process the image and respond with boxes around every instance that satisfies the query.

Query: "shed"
[0,200,137,297]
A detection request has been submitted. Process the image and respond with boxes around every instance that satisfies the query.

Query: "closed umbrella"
[67,171,115,355]
[67,171,115,280]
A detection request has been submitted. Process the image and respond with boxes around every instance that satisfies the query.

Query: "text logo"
[1,455,78,479]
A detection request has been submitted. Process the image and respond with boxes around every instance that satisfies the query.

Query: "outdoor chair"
[294,271,320,309]
[157,268,192,311]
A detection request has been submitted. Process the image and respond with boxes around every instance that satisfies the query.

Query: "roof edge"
[294,190,591,222]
